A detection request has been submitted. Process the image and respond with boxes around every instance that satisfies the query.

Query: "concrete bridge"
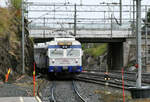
[29,28,132,43]
[29,27,134,70]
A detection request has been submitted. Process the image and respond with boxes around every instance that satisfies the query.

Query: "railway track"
[41,80,87,102]
[81,71,150,84]
[50,81,56,102]
[72,80,87,102]
[74,74,131,90]
[38,70,150,101]
[85,70,150,77]
[74,71,150,90]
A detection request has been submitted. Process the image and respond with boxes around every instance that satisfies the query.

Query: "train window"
[50,49,64,57]
[67,49,80,57]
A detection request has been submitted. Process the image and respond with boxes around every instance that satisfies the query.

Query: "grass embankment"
[84,43,107,57]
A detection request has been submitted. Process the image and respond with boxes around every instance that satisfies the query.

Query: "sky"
[1,0,150,29]
[26,0,150,5]
[0,0,150,7]
[23,0,150,20]
[27,0,150,5]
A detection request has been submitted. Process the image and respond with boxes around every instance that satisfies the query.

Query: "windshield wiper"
[67,48,73,56]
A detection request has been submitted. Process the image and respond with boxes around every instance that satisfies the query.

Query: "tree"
[9,0,22,10]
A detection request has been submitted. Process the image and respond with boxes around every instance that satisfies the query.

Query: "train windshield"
[50,49,64,57]
[67,49,80,57]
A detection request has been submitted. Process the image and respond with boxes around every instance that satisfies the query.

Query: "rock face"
[0,36,34,81]
[0,7,34,81]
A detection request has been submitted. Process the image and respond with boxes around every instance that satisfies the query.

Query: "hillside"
[0,6,34,81]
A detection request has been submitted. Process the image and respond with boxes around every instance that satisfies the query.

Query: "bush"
[84,43,107,57]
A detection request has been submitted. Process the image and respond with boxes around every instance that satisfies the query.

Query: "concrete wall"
[123,38,150,72]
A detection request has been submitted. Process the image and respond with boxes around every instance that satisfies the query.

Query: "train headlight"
[75,59,78,63]
[52,59,55,63]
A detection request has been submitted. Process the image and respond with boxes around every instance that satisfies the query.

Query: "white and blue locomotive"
[34,38,83,73]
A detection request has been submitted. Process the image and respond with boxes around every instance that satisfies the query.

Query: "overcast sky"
[0,0,150,29]
[27,0,150,5]
[0,0,150,7]
[26,0,150,5]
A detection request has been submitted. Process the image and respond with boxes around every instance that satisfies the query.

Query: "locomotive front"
[47,38,83,73]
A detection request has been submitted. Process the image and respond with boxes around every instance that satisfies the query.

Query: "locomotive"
[34,38,83,74]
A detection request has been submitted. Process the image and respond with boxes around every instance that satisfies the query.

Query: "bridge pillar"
[107,42,123,70]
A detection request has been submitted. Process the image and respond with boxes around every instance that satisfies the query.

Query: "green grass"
[84,43,107,57]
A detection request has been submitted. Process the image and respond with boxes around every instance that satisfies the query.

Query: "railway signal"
[104,72,110,81]
[104,72,111,95]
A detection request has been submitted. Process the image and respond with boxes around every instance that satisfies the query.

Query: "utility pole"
[74,4,77,36]
[104,11,106,30]
[44,17,46,39]
[136,0,142,88]
[22,0,25,74]
[130,1,150,99]
[80,0,82,6]
[133,0,135,36]
[145,6,148,69]
[120,0,122,25]
[111,14,113,38]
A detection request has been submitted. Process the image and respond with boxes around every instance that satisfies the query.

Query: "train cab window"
[67,49,80,57]
[50,49,64,57]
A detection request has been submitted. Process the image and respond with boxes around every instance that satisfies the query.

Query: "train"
[34,38,83,75]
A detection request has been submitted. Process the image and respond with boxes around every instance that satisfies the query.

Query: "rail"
[72,80,87,102]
